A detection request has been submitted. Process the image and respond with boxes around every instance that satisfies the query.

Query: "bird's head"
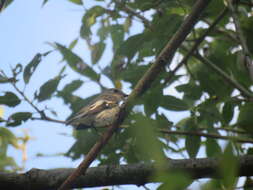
[104,88,128,101]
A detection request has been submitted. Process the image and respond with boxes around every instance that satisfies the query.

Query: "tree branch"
[1,156,253,190]
[115,0,152,28]
[164,7,228,84]
[58,0,213,189]
[159,129,253,144]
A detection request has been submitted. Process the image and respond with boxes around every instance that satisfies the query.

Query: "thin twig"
[31,117,66,124]
[159,129,253,144]
[202,126,246,134]
[228,0,253,79]
[192,52,253,99]
[164,7,228,84]
[58,0,213,189]
[11,83,42,113]
[228,0,250,56]
[11,82,66,124]
[239,1,253,7]
[115,0,151,28]
[172,124,246,134]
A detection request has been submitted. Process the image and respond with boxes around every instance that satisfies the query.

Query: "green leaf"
[156,172,192,190]
[7,112,32,127]
[205,138,221,157]
[120,64,149,86]
[126,113,166,163]
[36,76,61,102]
[176,81,202,101]
[0,0,14,12]
[142,85,164,116]
[161,95,189,111]
[185,134,201,158]
[61,80,83,94]
[110,24,124,51]
[23,53,42,84]
[55,43,100,81]
[219,143,238,189]
[0,92,20,107]
[69,38,78,50]
[97,25,109,41]
[68,0,82,5]
[0,127,19,148]
[41,0,49,7]
[222,102,234,124]
[237,102,253,135]
[66,130,99,160]
[117,33,145,61]
[91,42,105,64]
[123,17,132,32]
[80,6,105,39]
[185,119,201,158]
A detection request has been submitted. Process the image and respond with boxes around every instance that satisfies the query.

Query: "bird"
[66,88,128,130]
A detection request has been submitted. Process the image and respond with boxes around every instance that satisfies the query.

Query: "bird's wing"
[66,100,109,125]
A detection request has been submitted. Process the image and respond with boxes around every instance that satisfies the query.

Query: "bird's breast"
[94,106,120,127]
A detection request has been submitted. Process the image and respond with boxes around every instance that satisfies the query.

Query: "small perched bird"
[66,88,128,130]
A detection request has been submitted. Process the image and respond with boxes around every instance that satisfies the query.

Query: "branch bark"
[58,0,213,189]
[159,129,253,144]
[1,156,253,190]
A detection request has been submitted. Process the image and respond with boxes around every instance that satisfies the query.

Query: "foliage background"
[1,0,253,189]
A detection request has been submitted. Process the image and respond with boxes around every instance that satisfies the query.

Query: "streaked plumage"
[66,88,127,129]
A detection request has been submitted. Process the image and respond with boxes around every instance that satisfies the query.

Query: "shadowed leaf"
[56,43,100,81]
[36,76,61,102]
[7,112,32,127]
[0,92,20,107]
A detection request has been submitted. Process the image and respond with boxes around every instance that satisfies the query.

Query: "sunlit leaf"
[91,41,105,64]
[0,127,19,148]
[68,0,82,5]
[80,6,105,39]
[69,38,78,50]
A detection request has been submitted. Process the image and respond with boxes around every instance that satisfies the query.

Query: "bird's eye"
[113,89,119,93]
